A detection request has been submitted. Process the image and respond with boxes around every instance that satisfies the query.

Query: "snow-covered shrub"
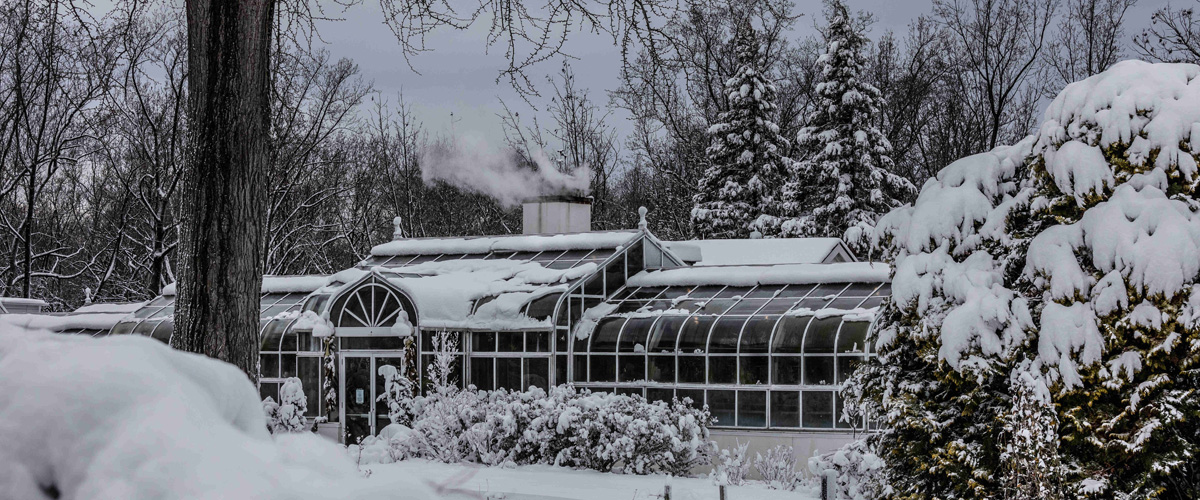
[709,441,750,486]
[808,440,885,500]
[425,330,459,388]
[1000,370,1065,500]
[262,377,308,434]
[377,347,415,426]
[402,385,714,475]
[754,445,799,491]
[848,60,1200,499]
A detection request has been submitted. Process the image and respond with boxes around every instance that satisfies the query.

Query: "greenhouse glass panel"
[647,316,686,352]
[629,287,664,300]
[298,357,321,417]
[677,316,716,353]
[133,319,158,337]
[795,297,833,310]
[647,388,673,403]
[811,283,849,297]
[556,355,567,385]
[739,355,768,385]
[589,355,616,382]
[715,286,755,298]
[281,354,297,378]
[573,355,586,381]
[841,283,880,296]
[649,356,674,383]
[407,255,437,265]
[524,293,560,321]
[527,331,550,353]
[772,316,811,354]
[746,285,782,299]
[837,321,870,353]
[149,305,174,319]
[617,355,644,382]
[604,260,626,294]
[771,391,800,428]
[828,297,867,310]
[261,326,285,351]
[614,300,649,314]
[738,391,767,427]
[695,296,738,315]
[626,241,644,274]
[658,286,689,300]
[132,305,161,319]
[802,391,834,428]
[677,389,705,408]
[708,390,736,427]
[773,357,801,385]
[509,251,539,261]
[708,316,747,353]
[261,354,280,379]
[498,332,524,352]
[777,284,815,297]
[524,358,550,390]
[533,250,565,261]
[609,286,636,301]
[472,332,496,352]
[678,356,705,383]
[708,356,736,384]
[260,382,278,402]
[485,251,516,260]
[756,298,799,314]
[151,320,174,343]
[804,356,835,385]
[110,320,136,335]
[872,284,892,296]
[618,317,655,352]
[496,358,521,390]
[725,299,767,315]
[803,317,840,353]
[682,285,725,299]
[590,318,625,352]
[739,316,776,353]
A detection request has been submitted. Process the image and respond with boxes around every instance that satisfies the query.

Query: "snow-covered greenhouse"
[9,197,888,457]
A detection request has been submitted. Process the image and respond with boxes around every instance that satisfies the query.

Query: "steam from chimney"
[420,134,591,206]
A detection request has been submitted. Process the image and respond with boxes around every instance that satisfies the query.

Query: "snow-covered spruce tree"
[780,0,913,252]
[692,20,791,239]
[846,61,1200,499]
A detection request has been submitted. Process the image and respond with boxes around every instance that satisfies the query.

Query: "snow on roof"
[161,275,332,296]
[0,311,132,333]
[665,238,848,266]
[72,302,146,314]
[628,262,890,287]
[369,231,638,257]
[376,259,591,330]
[0,297,49,307]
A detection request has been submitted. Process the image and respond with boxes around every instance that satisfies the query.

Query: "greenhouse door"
[339,353,405,443]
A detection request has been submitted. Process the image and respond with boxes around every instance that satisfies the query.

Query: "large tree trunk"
[174,0,274,380]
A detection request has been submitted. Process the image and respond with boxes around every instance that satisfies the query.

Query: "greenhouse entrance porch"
[341,352,406,443]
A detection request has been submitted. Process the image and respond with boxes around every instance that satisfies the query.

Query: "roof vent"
[522,195,592,234]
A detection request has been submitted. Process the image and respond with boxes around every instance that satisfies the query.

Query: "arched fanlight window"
[329,274,417,334]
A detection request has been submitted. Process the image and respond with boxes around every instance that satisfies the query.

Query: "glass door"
[341,353,410,444]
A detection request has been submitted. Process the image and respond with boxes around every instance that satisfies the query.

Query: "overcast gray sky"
[313,0,1172,145]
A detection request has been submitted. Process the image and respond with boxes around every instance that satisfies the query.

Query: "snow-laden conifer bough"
[843,60,1200,499]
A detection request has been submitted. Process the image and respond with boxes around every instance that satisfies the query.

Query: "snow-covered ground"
[366,459,816,500]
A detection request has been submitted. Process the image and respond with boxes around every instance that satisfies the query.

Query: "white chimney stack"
[522,195,592,234]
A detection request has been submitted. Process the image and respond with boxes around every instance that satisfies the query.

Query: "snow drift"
[0,323,438,500]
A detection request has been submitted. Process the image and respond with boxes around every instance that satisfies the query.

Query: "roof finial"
[393,216,404,240]
[637,206,648,231]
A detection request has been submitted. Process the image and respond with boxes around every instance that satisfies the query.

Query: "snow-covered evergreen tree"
[781,0,913,252]
[692,20,791,239]
[846,60,1200,499]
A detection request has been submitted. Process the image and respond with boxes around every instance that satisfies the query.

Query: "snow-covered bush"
[754,445,799,491]
[262,377,308,434]
[377,344,416,426]
[401,385,714,475]
[808,440,885,500]
[709,441,750,486]
[848,60,1200,499]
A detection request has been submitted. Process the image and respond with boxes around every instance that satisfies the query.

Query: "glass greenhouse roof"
[112,291,313,344]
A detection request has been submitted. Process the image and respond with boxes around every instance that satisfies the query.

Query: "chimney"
[522,195,592,234]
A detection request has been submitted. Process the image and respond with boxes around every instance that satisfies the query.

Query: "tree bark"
[174,0,274,380]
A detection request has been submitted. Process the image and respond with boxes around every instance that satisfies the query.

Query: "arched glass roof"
[112,291,312,344]
[580,282,886,358]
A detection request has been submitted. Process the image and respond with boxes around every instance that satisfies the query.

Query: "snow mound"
[0,323,438,499]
